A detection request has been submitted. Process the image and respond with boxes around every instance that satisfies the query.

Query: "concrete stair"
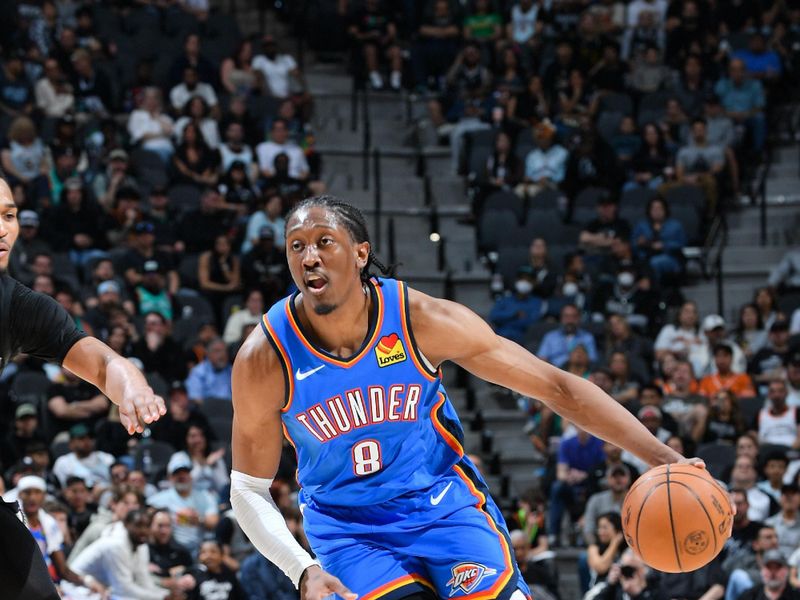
[684,197,800,319]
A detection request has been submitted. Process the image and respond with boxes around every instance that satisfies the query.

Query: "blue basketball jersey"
[261,277,466,507]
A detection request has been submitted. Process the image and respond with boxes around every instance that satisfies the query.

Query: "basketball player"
[0,177,166,599]
[230,196,702,600]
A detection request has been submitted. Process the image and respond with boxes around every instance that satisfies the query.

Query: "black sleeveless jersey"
[0,273,86,374]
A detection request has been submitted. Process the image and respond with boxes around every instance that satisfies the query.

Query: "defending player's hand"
[119,385,167,435]
[301,565,357,600]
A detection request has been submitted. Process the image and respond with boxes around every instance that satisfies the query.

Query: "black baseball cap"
[770,319,790,332]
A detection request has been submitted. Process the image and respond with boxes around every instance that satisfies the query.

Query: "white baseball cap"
[702,314,726,331]
[17,475,47,492]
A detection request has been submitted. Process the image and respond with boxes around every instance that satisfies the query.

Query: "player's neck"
[300,283,372,357]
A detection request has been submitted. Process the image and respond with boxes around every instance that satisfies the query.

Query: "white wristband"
[229,470,319,587]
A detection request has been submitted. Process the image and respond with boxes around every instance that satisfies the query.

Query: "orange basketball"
[621,464,733,573]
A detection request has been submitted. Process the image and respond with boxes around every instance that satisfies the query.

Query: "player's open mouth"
[305,275,328,295]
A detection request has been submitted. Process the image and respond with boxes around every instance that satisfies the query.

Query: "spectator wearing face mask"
[489,266,544,345]
[592,268,659,332]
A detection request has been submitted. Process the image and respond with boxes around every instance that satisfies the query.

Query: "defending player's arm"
[409,289,685,468]
[10,282,165,434]
[230,328,356,600]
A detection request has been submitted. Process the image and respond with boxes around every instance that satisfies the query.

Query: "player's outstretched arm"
[230,328,357,600]
[409,289,691,469]
[62,337,166,435]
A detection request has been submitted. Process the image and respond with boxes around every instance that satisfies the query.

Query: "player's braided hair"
[285,195,397,284]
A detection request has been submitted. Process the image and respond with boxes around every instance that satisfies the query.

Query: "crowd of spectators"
[0,1,324,598]
[1,0,800,599]
[402,0,800,596]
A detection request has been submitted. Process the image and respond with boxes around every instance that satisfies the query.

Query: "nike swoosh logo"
[296,365,325,380]
[430,481,453,506]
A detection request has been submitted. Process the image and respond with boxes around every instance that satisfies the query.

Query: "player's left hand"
[119,385,167,435]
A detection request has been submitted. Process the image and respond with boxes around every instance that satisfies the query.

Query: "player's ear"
[355,241,370,269]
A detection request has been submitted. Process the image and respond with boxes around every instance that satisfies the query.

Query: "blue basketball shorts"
[299,460,532,600]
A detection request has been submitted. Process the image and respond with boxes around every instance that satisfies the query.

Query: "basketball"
[621,464,733,573]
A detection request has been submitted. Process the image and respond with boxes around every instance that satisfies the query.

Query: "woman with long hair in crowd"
[734,302,768,359]
[198,234,241,327]
[691,389,746,444]
[586,512,627,591]
[754,286,781,331]
[625,121,674,191]
[220,39,263,96]
[172,121,219,188]
[654,300,708,374]
[175,96,221,149]
[184,424,230,496]
[609,351,640,406]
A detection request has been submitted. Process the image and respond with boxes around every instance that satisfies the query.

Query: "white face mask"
[515,280,533,295]
[618,272,635,288]
[562,282,578,297]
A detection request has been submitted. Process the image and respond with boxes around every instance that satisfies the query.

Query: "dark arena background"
[0,0,799,598]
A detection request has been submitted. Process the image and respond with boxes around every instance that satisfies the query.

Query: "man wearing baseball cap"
[17,475,107,595]
[51,424,114,489]
[147,452,219,555]
[0,403,45,468]
[738,550,799,600]
[8,210,50,285]
[699,314,747,376]
[122,221,180,296]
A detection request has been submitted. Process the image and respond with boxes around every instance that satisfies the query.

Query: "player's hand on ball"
[301,565,357,600]
[676,456,706,469]
[119,385,167,434]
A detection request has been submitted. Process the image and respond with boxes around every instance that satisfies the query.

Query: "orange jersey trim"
[280,422,302,487]
[431,393,465,458]
[284,283,385,367]
[452,464,515,600]
[397,281,438,382]
[361,573,436,600]
[262,313,295,413]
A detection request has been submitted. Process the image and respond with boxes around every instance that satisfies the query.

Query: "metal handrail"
[756,160,770,246]
[703,215,728,315]
[373,148,382,251]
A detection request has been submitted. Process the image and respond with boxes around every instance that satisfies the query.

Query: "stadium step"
[722,245,787,266]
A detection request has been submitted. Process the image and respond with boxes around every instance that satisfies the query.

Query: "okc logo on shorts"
[374,333,406,367]
[446,562,497,596]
